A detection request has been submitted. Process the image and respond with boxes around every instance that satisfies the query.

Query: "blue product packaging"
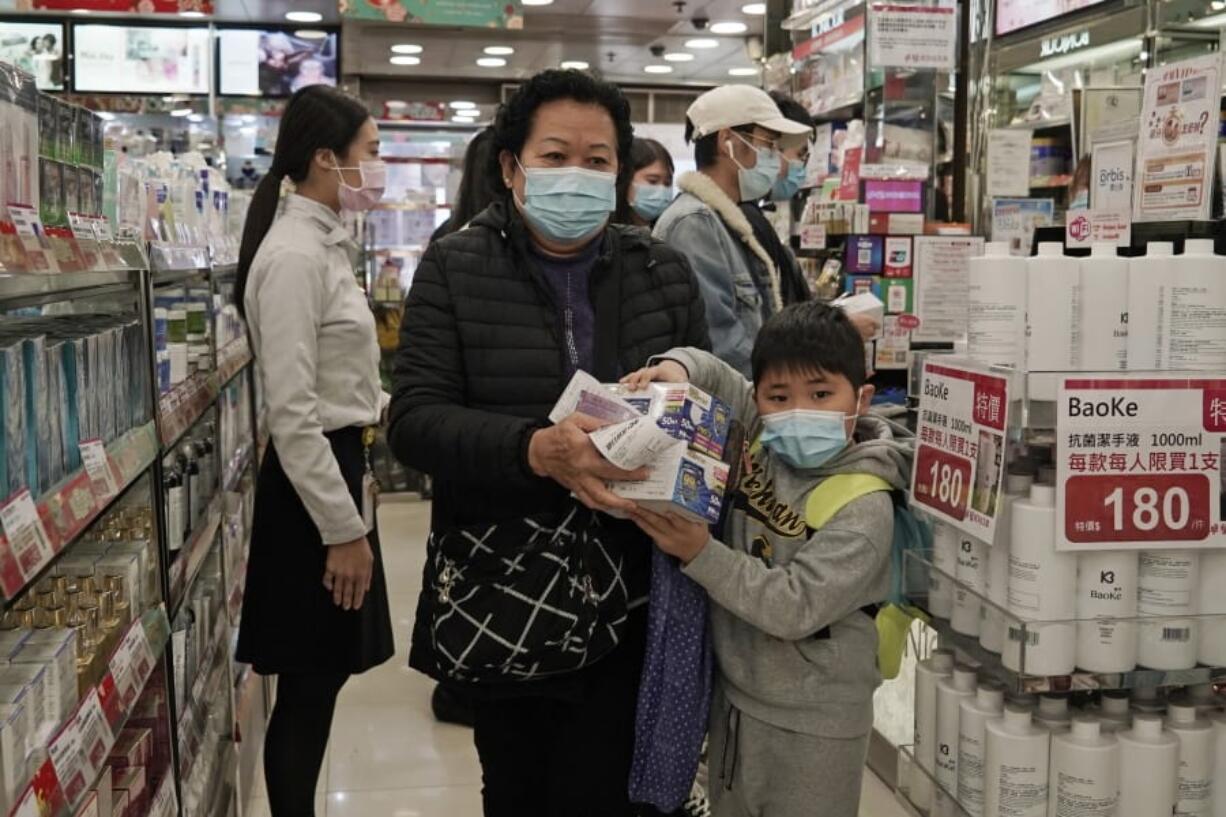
[59,340,83,472]
[609,383,732,460]
[44,341,65,486]
[0,341,25,497]
[610,446,731,525]
[844,235,885,274]
[21,336,50,494]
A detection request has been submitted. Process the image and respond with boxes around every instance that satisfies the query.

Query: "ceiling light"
[179,10,205,17]
[386,100,407,108]
[685,38,720,49]
[295,29,328,39]
[170,108,193,117]
[663,52,695,62]
[522,0,553,5]
[187,113,204,122]
[96,111,114,120]
[453,115,477,123]
[391,43,422,54]
[476,57,507,67]
[285,10,322,22]
[69,8,92,13]
[644,64,673,74]
[450,100,476,110]
[483,45,514,55]
[390,56,421,66]
[710,21,748,34]
[741,2,766,13]
[729,66,759,76]
[561,60,589,69]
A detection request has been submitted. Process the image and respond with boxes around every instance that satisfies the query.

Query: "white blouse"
[245,194,382,545]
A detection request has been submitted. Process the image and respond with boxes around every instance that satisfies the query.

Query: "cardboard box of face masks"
[550,372,732,524]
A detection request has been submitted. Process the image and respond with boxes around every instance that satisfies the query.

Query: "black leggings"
[264,672,349,817]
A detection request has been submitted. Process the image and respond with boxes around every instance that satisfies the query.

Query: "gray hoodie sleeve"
[682,491,893,641]
[652,347,760,431]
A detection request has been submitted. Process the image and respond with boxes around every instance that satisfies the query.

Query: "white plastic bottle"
[1005,484,1077,676]
[1075,550,1139,672]
[1049,717,1119,817]
[1078,242,1130,371]
[1167,703,1215,817]
[969,240,1028,369]
[1131,686,1167,716]
[982,473,1033,654]
[1199,550,1226,667]
[914,649,956,810]
[1138,550,1200,670]
[1167,239,1226,371]
[1092,691,1133,734]
[1035,694,1072,732]
[1119,713,1179,817]
[936,665,978,800]
[1126,242,1174,370]
[985,705,1051,817]
[959,681,1006,817]
[1026,242,1080,400]
[954,534,988,637]
[1211,712,1226,817]
[930,521,957,619]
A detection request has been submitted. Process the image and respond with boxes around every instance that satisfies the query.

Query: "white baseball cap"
[686,85,812,141]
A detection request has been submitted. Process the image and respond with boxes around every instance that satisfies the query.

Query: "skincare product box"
[884,279,914,314]
[846,275,882,300]
[12,639,77,731]
[844,235,884,274]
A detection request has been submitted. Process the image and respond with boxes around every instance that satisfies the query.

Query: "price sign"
[1056,376,1226,550]
[75,690,115,775]
[910,359,1011,543]
[110,621,154,707]
[0,490,55,579]
[800,224,827,250]
[79,439,119,501]
[48,711,88,804]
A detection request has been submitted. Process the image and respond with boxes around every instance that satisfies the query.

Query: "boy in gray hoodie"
[623,301,914,817]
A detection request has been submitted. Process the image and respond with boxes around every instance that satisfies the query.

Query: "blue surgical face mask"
[631,182,672,223]
[759,407,853,470]
[728,132,781,202]
[514,159,616,243]
[771,157,807,201]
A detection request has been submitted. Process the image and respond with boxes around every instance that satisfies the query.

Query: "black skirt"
[236,427,395,675]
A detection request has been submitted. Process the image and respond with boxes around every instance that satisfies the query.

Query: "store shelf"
[904,551,1226,693]
[0,422,159,602]
[168,496,223,614]
[0,269,143,307]
[8,604,172,817]
[159,372,220,449]
[894,744,970,817]
[216,337,252,389]
[177,611,229,771]
[223,443,254,495]
[1029,175,1073,189]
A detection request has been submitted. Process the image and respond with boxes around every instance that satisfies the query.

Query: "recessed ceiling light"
[741,2,766,13]
[295,29,328,39]
[522,0,553,5]
[390,56,421,66]
[728,66,759,76]
[685,38,720,49]
[710,21,748,34]
[663,52,695,62]
[561,60,589,69]
[644,64,673,74]
[179,10,205,17]
[386,100,407,108]
[483,45,514,55]
[391,43,423,54]
[476,57,507,67]
[69,8,92,13]
[450,100,476,110]
[285,10,322,22]
[170,108,193,117]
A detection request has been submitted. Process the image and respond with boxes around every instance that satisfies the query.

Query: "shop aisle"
[244,501,912,817]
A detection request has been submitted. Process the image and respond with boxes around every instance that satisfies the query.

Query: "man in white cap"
[653,84,811,376]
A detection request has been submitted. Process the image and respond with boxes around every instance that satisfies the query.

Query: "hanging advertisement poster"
[1056,375,1226,551]
[911,359,1011,542]
[1134,53,1221,222]
[990,198,1053,256]
[867,4,956,71]
[340,0,523,27]
[911,235,985,343]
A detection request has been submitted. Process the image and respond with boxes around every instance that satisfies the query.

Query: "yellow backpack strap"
[804,473,893,530]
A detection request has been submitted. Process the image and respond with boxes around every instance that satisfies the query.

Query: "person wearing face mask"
[615,137,675,227]
[621,301,914,817]
[740,93,814,306]
[234,85,394,817]
[387,69,709,816]
[653,85,810,377]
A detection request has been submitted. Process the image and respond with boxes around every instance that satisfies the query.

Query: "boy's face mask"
[758,388,863,470]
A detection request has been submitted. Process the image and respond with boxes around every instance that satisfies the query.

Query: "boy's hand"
[619,360,689,392]
[628,508,710,564]
[847,312,881,341]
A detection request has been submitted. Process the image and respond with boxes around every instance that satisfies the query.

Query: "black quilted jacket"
[388,200,711,681]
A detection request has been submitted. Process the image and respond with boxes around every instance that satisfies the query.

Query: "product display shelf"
[221,444,252,496]
[0,269,145,310]
[166,498,222,617]
[893,744,971,817]
[903,550,1226,693]
[175,610,228,781]
[8,604,172,817]
[214,339,251,391]
[0,422,159,604]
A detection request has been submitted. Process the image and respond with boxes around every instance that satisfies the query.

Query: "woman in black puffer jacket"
[388,69,709,817]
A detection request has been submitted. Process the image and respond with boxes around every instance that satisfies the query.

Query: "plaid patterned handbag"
[427,502,629,682]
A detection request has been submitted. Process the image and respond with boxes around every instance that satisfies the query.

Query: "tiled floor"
[244,500,913,817]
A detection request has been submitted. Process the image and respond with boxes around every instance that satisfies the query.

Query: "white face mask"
[330,159,387,211]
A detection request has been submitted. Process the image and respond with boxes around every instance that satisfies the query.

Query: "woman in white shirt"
[234,85,394,817]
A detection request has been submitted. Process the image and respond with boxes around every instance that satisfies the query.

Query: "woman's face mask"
[631,182,673,223]
[513,158,617,244]
[331,158,387,211]
[771,156,807,201]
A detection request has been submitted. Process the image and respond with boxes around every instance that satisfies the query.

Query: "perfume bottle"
[99,590,121,630]
[105,574,131,622]
[65,594,96,672]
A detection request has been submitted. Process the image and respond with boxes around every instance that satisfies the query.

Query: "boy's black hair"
[751,301,867,389]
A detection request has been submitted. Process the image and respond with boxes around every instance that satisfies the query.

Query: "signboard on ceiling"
[340,0,523,27]
[31,0,212,13]
[994,0,1106,37]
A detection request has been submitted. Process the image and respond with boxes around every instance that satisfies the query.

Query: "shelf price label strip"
[10,605,170,817]
[159,373,221,448]
[0,424,159,599]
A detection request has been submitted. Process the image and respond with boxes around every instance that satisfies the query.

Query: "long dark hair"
[614,137,674,224]
[436,128,496,239]
[236,85,370,316]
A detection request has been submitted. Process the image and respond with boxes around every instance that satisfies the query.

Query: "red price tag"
[913,444,972,521]
[1064,473,1213,544]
